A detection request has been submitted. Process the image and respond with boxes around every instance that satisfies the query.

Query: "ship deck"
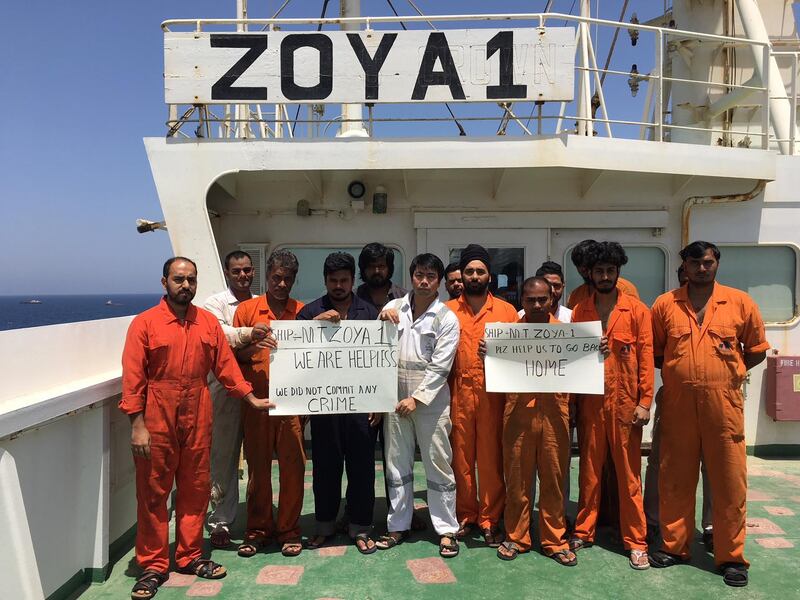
[74,456,800,600]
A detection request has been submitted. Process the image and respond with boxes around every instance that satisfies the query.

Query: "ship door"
[422,228,548,309]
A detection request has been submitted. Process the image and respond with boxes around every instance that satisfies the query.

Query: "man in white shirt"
[375,253,461,558]
[203,250,267,547]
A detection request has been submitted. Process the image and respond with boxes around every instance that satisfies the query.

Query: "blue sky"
[1,1,792,293]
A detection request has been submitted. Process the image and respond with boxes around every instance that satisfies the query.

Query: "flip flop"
[237,533,268,558]
[721,562,748,587]
[281,539,303,557]
[546,549,578,567]
[439,535,459,559]
[353,533,378,555]
[629,549,650,570]
[496,541,520,561]
[306,534,335,550]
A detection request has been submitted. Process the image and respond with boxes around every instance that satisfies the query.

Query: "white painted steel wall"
[0,319,138,599]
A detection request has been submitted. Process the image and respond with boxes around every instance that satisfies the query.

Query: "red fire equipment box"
[766,355,800,421]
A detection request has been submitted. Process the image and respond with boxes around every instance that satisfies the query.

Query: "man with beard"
[446,244,519,547]
[444,262,464,300]
[234,250,306,558]
[567,240,640,309]
[299,252,382,555]
[494,277,576,565]
[203,250,262,548]
[121,257,273,600]
[649,242,768,587]
[356,243,407,310]
[375,253,461,558]
[570,242,653,571]
[536,261,572,323]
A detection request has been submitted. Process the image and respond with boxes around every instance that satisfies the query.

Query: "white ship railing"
[771,51,799,155]
[161,12,780,152]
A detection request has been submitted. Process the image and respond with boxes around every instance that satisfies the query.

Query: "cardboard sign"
[484,321,604,394]
[164,28,575,104]
[268,320,398,415]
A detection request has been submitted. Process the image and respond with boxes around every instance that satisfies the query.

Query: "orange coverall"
[651,282,768,567]
[503,314,572,554]
[120,298,253,574]
[446,292,519,530]
[572,291,654,551]
[567,277,639,310]
[233,296,306,544]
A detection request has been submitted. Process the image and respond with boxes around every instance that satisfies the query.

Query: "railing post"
[655,29,663,142]
[762,44,770,150]
[792,54,797,155]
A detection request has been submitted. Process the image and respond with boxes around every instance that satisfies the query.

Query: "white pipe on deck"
[735,0,797,154]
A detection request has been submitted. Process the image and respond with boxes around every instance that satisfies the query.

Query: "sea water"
[0,294,162,331]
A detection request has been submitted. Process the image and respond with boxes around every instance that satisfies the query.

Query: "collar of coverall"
[158,296,200,324]
[402,292,442,317]
[674,280,726,305]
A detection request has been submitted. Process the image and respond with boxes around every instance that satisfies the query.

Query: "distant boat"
[105,300,113,306]
[20,299,43,304]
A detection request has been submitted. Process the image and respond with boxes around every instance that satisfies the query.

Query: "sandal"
[376,530,410,550]
[547,549,578,567]
[439,535,459,558]
[721,562,748,587]
[281,539,303,557]
[306,534,335,550]
[629,549,650,570]
[496,541,521,561]
[353,532,378,555]
[210,529,230,549]
[131,570,167,600]
[455,522,476,539]
[176,558,227,580]
[237,533,268,558]
[568,537,591,552]
[482,526,505,548]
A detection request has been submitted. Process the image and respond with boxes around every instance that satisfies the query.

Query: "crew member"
[494,277,576,566]
[444,262,464,300]
[203,250,260,549]
[121,257,272,600]
[234,250,306,558]
[447,244,519,547]
[376,253,461,558]
[536,261,572,323]
[567,240,640,309]
[299,252,382,554]
[649,242,768,588]
[643,265,713,550]
[356,242,407,310]
[570,242,653,571]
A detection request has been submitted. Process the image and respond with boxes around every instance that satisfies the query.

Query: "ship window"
[564,245,667,307]
[279,246,405,305]
[716,245,797,323]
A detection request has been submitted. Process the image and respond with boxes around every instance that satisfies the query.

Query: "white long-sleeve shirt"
[203,288,256,349]
[384,293,460,407]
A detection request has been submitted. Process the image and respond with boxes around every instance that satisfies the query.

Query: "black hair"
[585,241,628,270]
[445,262,461,277]
[409,253,445,281]
[680,240,721,261]
[358,242,395,281]
[163,256,197,278]
[522,276,553,294]
[267,249,299,275]
[570,239,598,268]
[535,261,565,282]
[224,250,251,270]
[324,252,356,278]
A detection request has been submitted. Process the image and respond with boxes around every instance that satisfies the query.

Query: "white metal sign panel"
[269,320,399,416]
[484,321,604,394]
[165,28,575,104]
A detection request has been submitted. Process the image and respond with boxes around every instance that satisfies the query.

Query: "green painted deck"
[75,456,800,600]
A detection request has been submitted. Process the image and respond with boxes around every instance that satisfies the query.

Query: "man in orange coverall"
[446,244,519,547]
[567,239,639,309]
[489,277,576,566]
[569,242,653,571]
[649,241,768,588]
[121,257,273,600]
[233,249,306,559]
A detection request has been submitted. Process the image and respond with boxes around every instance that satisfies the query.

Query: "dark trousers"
[311,413,378,535]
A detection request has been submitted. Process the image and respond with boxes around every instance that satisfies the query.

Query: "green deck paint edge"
[747,444,800,457]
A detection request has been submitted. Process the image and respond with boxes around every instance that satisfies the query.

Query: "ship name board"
[164,28,575,104]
